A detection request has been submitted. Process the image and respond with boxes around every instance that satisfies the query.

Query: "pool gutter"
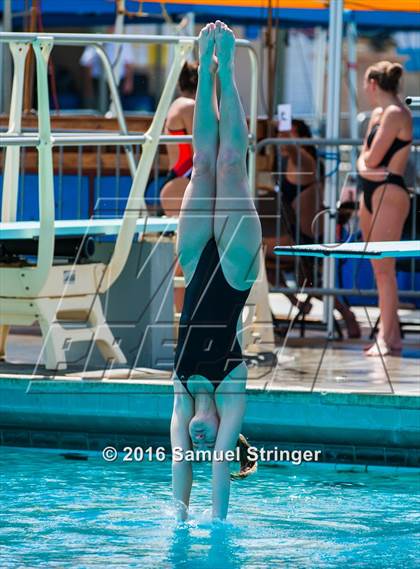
[0,376,419,467]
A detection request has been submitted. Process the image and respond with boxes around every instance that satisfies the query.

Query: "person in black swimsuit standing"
[171,22,262,521]
[357,61,413,356]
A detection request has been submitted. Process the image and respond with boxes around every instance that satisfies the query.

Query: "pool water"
[1,447,419,569]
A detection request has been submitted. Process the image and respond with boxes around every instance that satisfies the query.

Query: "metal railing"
[2,134,419,303]
[0,32,258,299]
[0,32,258,191]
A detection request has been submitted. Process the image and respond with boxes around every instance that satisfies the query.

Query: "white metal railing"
[0,32,259,295]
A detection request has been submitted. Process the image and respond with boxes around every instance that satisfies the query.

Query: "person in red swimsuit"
[144,63,197,216]
[160,62,198,216]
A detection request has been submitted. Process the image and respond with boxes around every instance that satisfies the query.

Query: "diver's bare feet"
[198,23,216,71]
[214,20,235,70]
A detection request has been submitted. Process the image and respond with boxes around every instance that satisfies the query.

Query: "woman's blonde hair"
[367,61,403,94]
[230,433,258,480]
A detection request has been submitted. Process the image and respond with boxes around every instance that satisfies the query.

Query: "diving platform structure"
[0,31,270,371]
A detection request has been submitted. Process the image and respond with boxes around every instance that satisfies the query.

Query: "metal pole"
[347,15,358,173]
[313,27,327,137]
[247,47,258,197]
[95,44,136,177]
[406,96,420,108]
[106,4,125,117]
[2,0,13,113]
[323,0,344,338]
[273,28,287,112]
[23,0,38,113]
[184,12,195,38]
[183,12,195,61]
[265,0,276,124]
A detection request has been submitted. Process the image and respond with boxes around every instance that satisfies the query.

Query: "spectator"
[262,119,361,338]
[357,61,412,356]
[159,61,198,216]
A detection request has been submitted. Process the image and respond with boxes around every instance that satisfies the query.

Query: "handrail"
[247,44,258,197]
[0,31,259,299]
[256,137,420,152]
[0,133,255,146]
[257,137,365,150]
[0,32,258,193]
[93,43,136,177]
[0,32,252,47]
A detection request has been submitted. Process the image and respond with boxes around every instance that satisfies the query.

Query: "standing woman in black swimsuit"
[357,61,413,356]
[170,22,262,521]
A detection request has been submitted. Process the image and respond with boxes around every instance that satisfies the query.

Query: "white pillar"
[323,0,344,338]
[184,12,195,38]
[1,0,13,113]
[313,27,327,137]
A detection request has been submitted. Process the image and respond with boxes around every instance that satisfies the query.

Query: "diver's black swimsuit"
[357,123,411,213]
[174,237,252,397]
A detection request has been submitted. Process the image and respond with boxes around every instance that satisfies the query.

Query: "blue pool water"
[1,447,419,569]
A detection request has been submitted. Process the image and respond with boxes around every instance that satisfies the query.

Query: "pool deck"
[1,317,419,467]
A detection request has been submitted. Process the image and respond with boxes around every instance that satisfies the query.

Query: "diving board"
[273,240,420,259]
[0,217,178,240]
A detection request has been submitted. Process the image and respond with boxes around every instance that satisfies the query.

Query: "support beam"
[323,0,344,338]
[313,27,327,136]
[1,0,13,113]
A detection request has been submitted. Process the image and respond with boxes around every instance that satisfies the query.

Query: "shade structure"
[3,0,420,29]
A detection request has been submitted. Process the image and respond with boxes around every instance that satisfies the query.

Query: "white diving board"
[273,240,420,259]
[0,217,178,240]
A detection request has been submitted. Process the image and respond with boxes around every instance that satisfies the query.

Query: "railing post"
[31,36,55,294]
[323,0,344,339]
[247,46,258,197]
[1,42,30,222]
[94,43,136,178]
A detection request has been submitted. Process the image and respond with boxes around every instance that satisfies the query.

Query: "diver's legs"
[176,23,219,284]
[213,21,262,290]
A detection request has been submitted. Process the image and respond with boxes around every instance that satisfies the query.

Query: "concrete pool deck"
[1,327,419,467]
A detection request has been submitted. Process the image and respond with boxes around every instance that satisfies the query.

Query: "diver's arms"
[357,106,388,180]
[363,105,403,169]
[212,384,246,520]
[170,389,194,521]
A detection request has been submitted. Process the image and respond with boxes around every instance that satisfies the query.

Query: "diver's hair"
[178,61,199,94]
[230,434,258,481]
[367,61,403,94]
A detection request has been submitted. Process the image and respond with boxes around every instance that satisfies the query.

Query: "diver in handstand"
[170,21,262,521]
